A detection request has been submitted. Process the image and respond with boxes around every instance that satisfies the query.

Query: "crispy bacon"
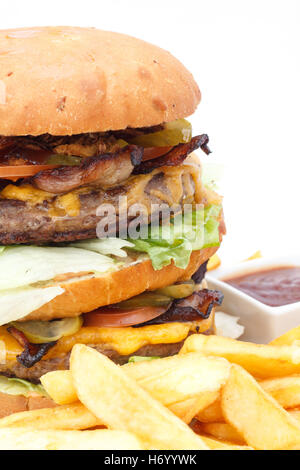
[31,145,143,194]
[192,260,209,284]
[133,135,211,174]
[135,289,223,327]
[7,327,56,368]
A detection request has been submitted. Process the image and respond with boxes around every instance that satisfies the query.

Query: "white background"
[1,0,300,264]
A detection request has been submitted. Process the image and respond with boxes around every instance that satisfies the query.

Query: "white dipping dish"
[206,255,300,344]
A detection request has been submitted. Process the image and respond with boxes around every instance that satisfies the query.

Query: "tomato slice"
[142,146,172,161]
[83,305,169,328]
[0,165,59,181]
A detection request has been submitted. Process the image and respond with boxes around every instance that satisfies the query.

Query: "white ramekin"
[206,255,300,344]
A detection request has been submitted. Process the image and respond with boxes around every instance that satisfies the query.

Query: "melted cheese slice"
[0,315,214,363]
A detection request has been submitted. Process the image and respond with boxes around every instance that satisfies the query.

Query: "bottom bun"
[25,245,220,321]
[0,392,55,419]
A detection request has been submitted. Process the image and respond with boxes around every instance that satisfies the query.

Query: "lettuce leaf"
[70,238,134,258]
[128,356,159,363]
[0,286,64,325]
[0,246,117,290]
[0,375,47,397]
[128,205,221,271]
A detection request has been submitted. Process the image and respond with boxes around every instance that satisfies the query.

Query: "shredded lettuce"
[0,375,46,397]
[0,286,64,325]
[0,246,117,290]
[128,205,221,271]
[128,356,159,363]
[70,238,134,258]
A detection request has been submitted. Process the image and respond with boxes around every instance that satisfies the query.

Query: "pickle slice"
[46,154,82,166]
[11,316,83,344]
[115,292,172,309]
[128,119,192,147]
[155,280,195,299]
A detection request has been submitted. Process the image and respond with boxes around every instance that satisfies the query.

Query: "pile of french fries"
[1,325,300,449]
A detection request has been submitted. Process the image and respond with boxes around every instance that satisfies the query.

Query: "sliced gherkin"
[128,119,192,147]
[115,292,172,309]
[10,316,83,344]
[155,280,195,299]
[46,154,82,166]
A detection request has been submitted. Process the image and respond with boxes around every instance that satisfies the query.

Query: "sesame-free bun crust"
[23,245,219,322]
[0,27,201,136]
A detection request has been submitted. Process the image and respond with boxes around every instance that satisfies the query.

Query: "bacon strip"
[7,327,56,368]
[31,145,143,194]
[133,289,223,327]
[133,135,211,174]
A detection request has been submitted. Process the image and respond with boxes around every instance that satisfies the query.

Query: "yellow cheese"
[53,193,81,217]
[0,327,23,361]
[0,316,214,363]
[0,184,53,205]
[0,184,81,218]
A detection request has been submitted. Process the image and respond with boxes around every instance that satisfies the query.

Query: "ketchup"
[225,266,300,307]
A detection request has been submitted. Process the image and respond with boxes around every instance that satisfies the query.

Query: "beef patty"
[0,164,201,244]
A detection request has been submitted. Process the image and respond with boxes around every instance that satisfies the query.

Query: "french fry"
[181,334,300,378]
[70,344,209,450]
[42,353,230,407]
[221,364,300,450]
[289,410,300,422]
[207,254,221,271]
[196,422,245,445]
[191,420,252,449]
[0,402,100,430]
[196,397,224,423]
[0,428,143,450]
[197,376,300,423]
[200,435,253,450]
[260,376,300,409]
[169,392,218,424]
[244,250,262,261]
[41,370,77,405]
[270,325,300,347]
[123,353,230,405]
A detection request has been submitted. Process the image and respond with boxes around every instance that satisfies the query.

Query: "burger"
[0,27,225,417]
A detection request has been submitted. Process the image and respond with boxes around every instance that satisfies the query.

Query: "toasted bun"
[23,245,219,322]
[0,27,200,136]
[0,392,56,419]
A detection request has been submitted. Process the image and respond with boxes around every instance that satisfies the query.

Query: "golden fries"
[196,398,224,423]
[181,334,300,378]
[221,365,300,450]
[0,428,143,450]
[244,250,262,261]
[200,435,253,450]
[207,254,221,271]
[42,354,230,407]
[197,422,245,445]
[169,393,218,424]
[270,325,300,347]
[70,344,209,450]
[4,324,300,450]
[41,370,77,405]
[0,402,100,430]
[123,353,230,405]
[260,376,300,409]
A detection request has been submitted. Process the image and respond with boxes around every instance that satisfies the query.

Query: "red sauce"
[225,266,300,307]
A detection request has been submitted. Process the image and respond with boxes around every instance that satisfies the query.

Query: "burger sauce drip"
[225,266,300,307]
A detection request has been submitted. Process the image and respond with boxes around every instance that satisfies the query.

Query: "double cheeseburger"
[0,27,225,417]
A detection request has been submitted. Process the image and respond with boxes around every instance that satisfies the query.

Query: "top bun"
[0,27,201,136]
